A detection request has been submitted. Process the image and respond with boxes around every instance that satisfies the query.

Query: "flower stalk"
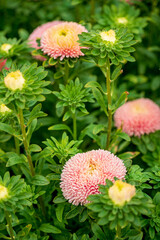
[18,108,35,177]
[72,112,77,140]
[106,56,112,149]
[14,136,20,155]
[5,210,15,240]
[115,225,121,240]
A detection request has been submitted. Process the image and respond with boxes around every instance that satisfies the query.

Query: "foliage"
[0,0,159,239]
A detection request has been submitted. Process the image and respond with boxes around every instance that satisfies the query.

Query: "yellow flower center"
[100,30,116,43]
[59,30,68,36]
[108,180,136,206]
[0,185,8,200]
[132,104,148,114]
[117,17,128,25]
[4,70,25,91]
[88,161,97,174]
[1,43,12,53]
[0,104,11,113]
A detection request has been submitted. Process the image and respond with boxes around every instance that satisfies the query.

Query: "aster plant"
[51,78,94,140]
[0,172,32,240]
[87,179,154,240]
[95,3,147,40]
[0,1,159,239]
[79,27,136,149]
[0,35,29,59]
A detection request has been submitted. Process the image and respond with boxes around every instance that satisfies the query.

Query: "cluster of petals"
[4,70,25,91]
[100,29,116,43]
[60,150,126,205]
[28,21,62,60]
[0,104,11,114]
[41,21,87,61]
[108,180,136,206]
[114,98,160,137]
[0,184,8,200]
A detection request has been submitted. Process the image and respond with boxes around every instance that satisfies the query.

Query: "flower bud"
[1,43,12,53]
[0,184,8,200]
[108,180,136,206]
[117,17,128,25]
[4,70,25,91]
[100,30,116,43]
[0,104,11,114]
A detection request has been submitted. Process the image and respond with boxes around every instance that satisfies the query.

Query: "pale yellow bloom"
[108,180,136,206]
[0,104,11,113]
[117,17,128,25]
[100,30,116,43]
[1,43,12,53]
[0,185,8,200]
[4,70,25,91]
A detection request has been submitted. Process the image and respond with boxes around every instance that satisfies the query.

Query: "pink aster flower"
[60,150,126,205]
[41,21,87,61]
[114,98,160,137]
[28,21,62,60]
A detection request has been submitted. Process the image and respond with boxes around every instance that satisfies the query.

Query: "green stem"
[18,108,46,217]
[18,108,35,177]
[115,225,122,240]
[106,57,112,150]
[5,210,15,240]
[14,136,20,155]
[64,62,69,84]
[73,113,77,140]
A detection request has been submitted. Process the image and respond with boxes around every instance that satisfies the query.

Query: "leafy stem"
[14,136,20,155]
[5,210,15,240]
[18,108,46,217]
[115,224,122,240]
[18,108,35,177]
[106,56,112,149]
[64,61,69,84]
[72,112,77,140]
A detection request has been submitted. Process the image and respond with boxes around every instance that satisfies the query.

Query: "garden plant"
[0,0,160,239]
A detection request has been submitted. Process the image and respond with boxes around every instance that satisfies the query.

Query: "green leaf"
[0,123,14,135]
[47,173,60,181]
[85,81,105,94]
[117,132,131,141]
[125,55,135,62]
[54,71,63,79]
[91,222,106,240]
[98,57,107,67]
[92,88,108,116]
[0,233,11,239]
[56,204,65,222]
[40,223,61,234]
[111,91,128,113]
[66,206,80,219]
[93,124,105,135]
[49,58,57,66]
[111,64,122,81]
[29,144,42,152]
[32,175,50,186]
[63,111,71,121]
[6,153,26,167]
[27,104,47,126]
[48,124,73,136]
